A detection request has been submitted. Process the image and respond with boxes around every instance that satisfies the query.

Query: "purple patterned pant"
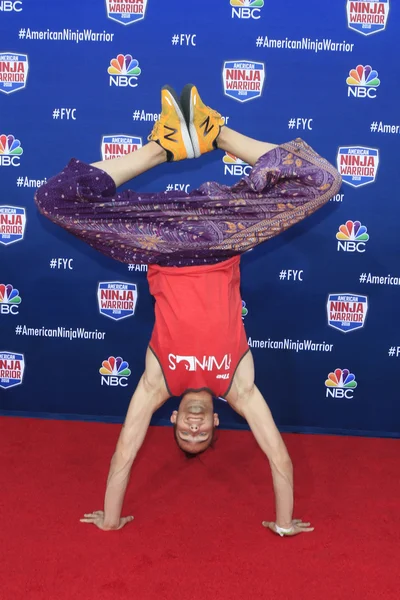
[35,138,342,267]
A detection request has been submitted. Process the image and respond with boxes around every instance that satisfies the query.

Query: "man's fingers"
[80,518,96,523]
[291,526,314,534]
[297,522,311,528]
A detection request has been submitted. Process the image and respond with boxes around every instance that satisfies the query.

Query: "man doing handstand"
[35,84,342,537]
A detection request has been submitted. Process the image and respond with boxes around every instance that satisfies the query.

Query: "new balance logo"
[164,125,178,143]
[200,116,214,137]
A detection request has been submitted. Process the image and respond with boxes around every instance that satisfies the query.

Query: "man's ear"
[214,413,220,427]
[170,410,178,424]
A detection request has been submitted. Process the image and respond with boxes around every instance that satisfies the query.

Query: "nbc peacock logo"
[336,220,369,253]
[231,0,264,19]
[325,368,357,399]
[347,65,380,98]
[0,134,23,167]
[100,356,131,387]
[0,284,22,315]
[108,54,141,88]
[105,0,148,25]
[223,152,251,177]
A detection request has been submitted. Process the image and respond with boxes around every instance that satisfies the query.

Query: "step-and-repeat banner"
[1,0,399,437]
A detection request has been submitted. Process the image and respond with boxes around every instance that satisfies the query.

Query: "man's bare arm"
[239,386,294,528]
[225,352,294,528]
[81,348,170,530]
[226,351,314,535]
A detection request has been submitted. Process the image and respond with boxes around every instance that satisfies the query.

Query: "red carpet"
[1,417,399,600]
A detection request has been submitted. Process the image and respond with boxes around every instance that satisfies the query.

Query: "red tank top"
[147,256,249,397]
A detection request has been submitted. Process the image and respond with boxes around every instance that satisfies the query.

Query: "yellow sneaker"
[180,84,225,157]
[148,85,194,161]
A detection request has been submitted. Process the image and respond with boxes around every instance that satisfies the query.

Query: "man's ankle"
[148,140,168,162]
[215,125,228,150]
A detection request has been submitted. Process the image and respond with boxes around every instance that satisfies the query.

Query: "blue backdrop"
[1,0,399,437]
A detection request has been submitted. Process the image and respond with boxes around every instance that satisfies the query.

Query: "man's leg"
[35,83,341,267]
[35,84,194,213]
[89,124,276,187]
[217,126,278,166]
[90,141,166,188]
[90,84,198,187]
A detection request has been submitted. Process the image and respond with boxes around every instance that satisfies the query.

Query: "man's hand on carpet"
[262,519,314,536]
[80,510,134,531]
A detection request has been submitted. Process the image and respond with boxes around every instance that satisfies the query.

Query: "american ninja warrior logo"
[337,146,379,187]
[101,135,142,160]
[0,206,26,245]
[0,351,25,389]
[347,1,390,35]
[97,282,138,320]
[0,53,28,94]
[105,0,148,25]
[327,294,368,333]
[223,60,265,102]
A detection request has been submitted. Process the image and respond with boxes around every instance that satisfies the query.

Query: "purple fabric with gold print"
[35,138,342,267]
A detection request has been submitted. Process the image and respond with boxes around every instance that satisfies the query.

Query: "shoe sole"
[162,85,194,160]
[180,83,201,158]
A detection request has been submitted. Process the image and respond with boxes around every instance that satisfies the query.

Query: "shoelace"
[148,120,162,141]
[205,105,222,121]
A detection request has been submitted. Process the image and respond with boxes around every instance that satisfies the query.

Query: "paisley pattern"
[34,138,342,267]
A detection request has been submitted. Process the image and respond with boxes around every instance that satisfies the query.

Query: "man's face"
[170,395,219,455]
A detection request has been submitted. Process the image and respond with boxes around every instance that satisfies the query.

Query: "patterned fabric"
[34,138,342,267]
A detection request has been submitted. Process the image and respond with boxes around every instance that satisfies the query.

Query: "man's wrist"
[274,523,294,536]
[276,521,293,529]
[103,522,119,530]
[103,516,120,530]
